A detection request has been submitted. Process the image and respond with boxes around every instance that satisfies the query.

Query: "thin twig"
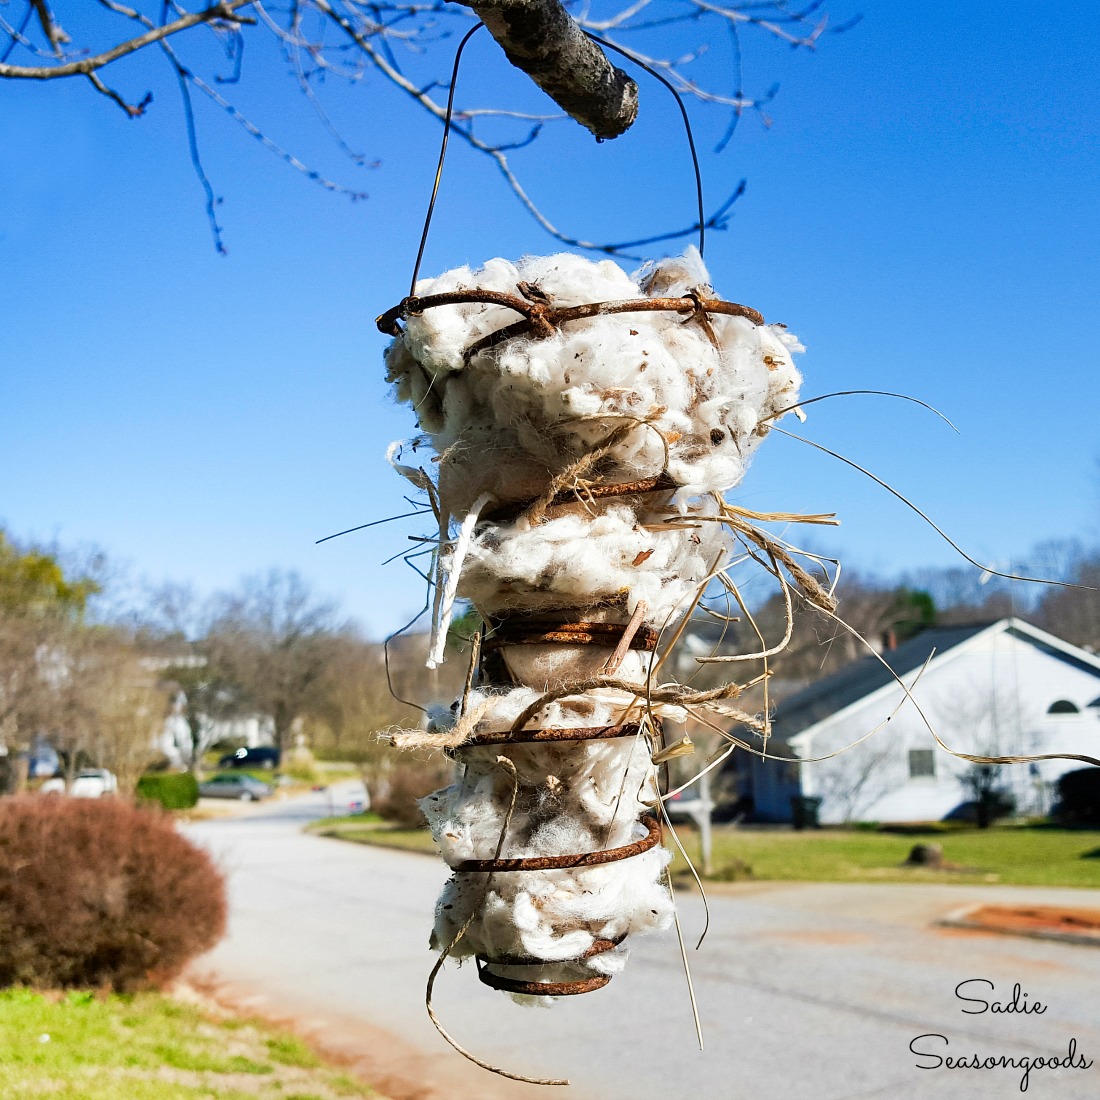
[0,1,256,78]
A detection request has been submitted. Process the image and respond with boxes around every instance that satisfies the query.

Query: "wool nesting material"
[459,501,732,626]
[419,688,674,1001]
[386,247,802,514]
[384,249,803,1001]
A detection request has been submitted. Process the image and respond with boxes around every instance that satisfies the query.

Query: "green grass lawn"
[311,813,1100,889]
[0,988,381,1100]
[307,814,440,856]
[669,824,1100,888]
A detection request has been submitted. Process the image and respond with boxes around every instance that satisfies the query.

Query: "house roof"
[763,618,1100,746]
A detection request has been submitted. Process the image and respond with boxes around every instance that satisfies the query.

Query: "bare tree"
[23,619,169,794]
[160,657,244,771]
[930,688,1035,828]
[133,582,240,769]
[0,620,51,791]
[1035,550,1100,652]
[906,539,1096,633]
[0,1,852,252]
[717,572,936,685]
[306,639,413,759]
[959,763,1016,829]
[87,642,169,795]
[205,569,346,755]
[0,531,102,791]
[37,626,102,787]
[812,741,899,824]
[305,637,414,803]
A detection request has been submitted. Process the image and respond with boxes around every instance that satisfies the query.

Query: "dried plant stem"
[425,757,570,1087]
[603,599,649,674]
[665,866,704,1051]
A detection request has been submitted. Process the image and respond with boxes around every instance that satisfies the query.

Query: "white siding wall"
[788,628,1100,824]
[157,712,275,767]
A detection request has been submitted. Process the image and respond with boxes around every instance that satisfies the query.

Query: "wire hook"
[407,21,710,296]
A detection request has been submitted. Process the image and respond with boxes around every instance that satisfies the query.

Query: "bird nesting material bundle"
[379,247,805,1008]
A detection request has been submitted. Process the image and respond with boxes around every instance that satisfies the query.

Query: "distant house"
[141,653,275,768]
[738,618,1100,824]
[158,710,275,769]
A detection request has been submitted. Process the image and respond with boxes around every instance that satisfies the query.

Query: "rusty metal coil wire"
[476,966,611,997]
[481,620,660,654]
[462,721,650,747]
[455,713,658,994]
[455,810,660,995]
[462,811,652,998]
[375,288,765,354]
[452,814,661,874]
[475,933,626,996]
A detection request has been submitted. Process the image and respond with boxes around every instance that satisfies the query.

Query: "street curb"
[937,904,1100,947]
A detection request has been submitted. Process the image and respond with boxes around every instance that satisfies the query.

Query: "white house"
[157,708,275,769]
[141,654,276,768]
[741,619,1100,824]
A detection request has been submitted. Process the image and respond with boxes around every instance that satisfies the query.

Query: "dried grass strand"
[770,424,1084,591]
[424,757,569,1087]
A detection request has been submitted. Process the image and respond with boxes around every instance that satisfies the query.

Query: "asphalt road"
[187,791,1100,1100]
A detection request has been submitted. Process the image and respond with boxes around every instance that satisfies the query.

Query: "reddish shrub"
[374,760,451,827]
[0,796,226,991]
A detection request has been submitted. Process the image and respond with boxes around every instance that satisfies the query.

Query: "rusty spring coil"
[457,719,662,997]
[424,419,686,996]
[380,286,765,996]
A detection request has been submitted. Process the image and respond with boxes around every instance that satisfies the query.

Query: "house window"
[908,749,935,779]
[1047,699,1080,715]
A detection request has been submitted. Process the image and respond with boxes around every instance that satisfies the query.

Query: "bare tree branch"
[1,5,35,65]
[0,0,255,79]
[0,0,852,254]
[457,0,638,139]
[30,0,70,56]
[85,68,153,116]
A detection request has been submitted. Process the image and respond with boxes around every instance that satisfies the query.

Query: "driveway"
[187,791,1100,1100]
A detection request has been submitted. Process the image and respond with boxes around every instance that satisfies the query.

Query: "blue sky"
[2,2,1097,638]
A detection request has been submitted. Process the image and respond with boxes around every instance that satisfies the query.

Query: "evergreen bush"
[1054,767,1100,826]
[136,772,200,810]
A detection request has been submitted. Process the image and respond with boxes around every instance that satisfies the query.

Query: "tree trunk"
[459,0,638,140]
[273,707,292,758]
[63,745,79,790]
[187,712,204,773]
[4,751,29,794]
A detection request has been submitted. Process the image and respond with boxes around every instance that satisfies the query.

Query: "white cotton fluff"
[460,501,731,625]
[385,249,803,1001]
[385,248,803,515]
[419,688,674,999]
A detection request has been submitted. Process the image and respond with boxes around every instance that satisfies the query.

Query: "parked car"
[217,746,281,770]
[198,773,273,801]
[28,736,60,779]
[317,779,370,815]
[39,769,118,798]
